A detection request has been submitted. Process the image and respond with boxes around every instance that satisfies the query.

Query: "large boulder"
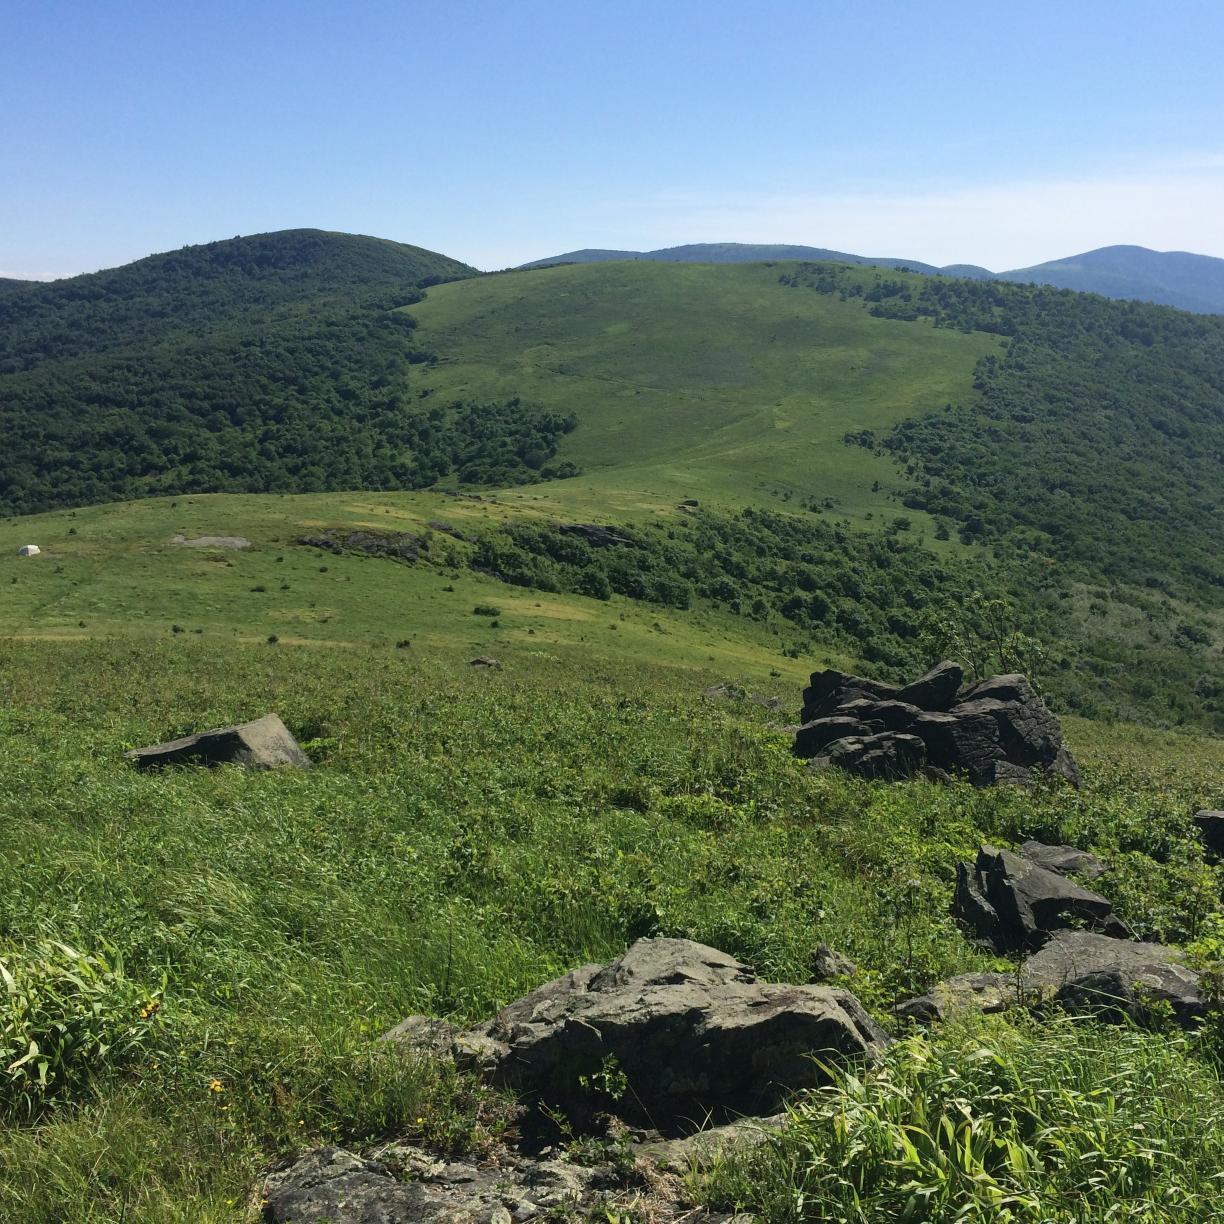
[389,937,887,1129]
[125,713,310,770]
[1025,931,1205,1028]
[899,932,1204,1029]
[897,660,964,710]
[953,846,1127,953]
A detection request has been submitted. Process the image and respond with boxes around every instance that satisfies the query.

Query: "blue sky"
[4,0,1224,278]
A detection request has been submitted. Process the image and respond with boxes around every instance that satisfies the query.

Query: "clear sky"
[4,0,1224,278]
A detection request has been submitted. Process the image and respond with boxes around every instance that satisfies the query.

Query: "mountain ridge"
[520,241,1224,314]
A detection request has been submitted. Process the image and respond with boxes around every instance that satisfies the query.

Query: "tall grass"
[702,1014,1224,1222]
[0,639,1220,1219]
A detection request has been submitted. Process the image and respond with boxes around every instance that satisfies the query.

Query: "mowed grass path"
[409,261,999,523]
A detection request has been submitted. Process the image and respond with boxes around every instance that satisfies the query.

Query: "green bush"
[0,941,166,1116]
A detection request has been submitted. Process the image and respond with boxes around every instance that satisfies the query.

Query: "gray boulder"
[895,972,1016,1025]
[1026,931,1204,1028]
[1018,839,1106,880]
[125,713,310,770]
[810,943,857,981]
[1193,810,1224,857]
[811,732,927,781]
[899,932,1204,1030]
[953,845,1128,953]
[897,660,964,710]
[390,937,887,1128]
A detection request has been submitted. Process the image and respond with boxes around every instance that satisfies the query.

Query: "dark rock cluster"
[299,528,425,562]
[794,661,1079,787]
[954,844,1128,953]
[900,839,1204,1030]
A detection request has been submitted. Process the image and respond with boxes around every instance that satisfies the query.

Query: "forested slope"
[0,232,583,511]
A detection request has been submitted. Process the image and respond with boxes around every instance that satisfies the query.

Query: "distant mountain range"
[520,243,1224,314]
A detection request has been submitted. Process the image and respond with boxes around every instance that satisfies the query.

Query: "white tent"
[17,545,40,557]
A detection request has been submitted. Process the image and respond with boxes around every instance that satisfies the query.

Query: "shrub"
[472,605,501,618]
[0,942,166,1118]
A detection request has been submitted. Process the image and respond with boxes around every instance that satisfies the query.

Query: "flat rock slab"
[387,937,887,1130]
[170,533,250,549]
[126,713,310,770]
[899,931,1204,1029]
[263,1141,755,1224]
[1018,839,1106,880]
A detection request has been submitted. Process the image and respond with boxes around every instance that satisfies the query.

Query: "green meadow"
[0,498,1222,1218]
[410,261,997,526]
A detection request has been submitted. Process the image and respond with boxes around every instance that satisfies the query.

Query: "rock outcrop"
[794,663,1079,788]
[898,931,1204,1029]
[125,713,310,770]
[953,845,1127,953]
[386,937,887,1130]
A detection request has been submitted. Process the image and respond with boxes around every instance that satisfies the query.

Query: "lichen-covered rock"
[262,1137,755,1223]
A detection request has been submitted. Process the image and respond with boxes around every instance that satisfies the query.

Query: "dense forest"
[784,266,1224,602]
[0,232,589,510]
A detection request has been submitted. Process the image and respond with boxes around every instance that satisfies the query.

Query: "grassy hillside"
[1,242,1223,1219]
[410,260,997,524]
[520,242,941,273]
[0,493,831,683]
[0,632,1221,1221]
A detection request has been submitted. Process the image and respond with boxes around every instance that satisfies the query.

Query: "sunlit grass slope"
[0,492,830,687]
[409,261,999,524]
